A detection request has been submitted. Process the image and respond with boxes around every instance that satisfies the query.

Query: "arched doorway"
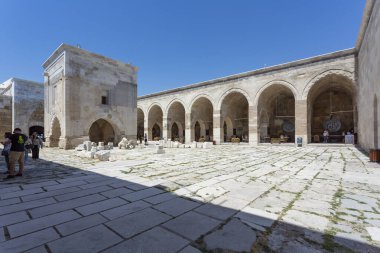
[171,123,179,140]
[148,105,163,140]
[137,108,144,141]
[307,75,356,143]
[191,97,213,142]
[50,117,61,147]
[257,85,295,143]
[220,92,249,142]
[152,124,161,139]
[29,126,44,137]
[194,121,201,141]
[89,119,115,144]
[167,101,185,142]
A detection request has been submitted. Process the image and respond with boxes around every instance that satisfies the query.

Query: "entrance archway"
[220,92,249,142]
[148,105,163,140]
[191,97,213,141]
[29,126,44,137]
[257,85,295,143]
[307,74,356,143]
[89,119,115,144]
[137,108,144,141]
[49,117,61,147]
[167,101,185,142]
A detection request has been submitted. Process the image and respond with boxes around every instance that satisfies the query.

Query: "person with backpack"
[4,128,28,179]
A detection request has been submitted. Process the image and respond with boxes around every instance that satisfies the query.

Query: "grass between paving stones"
[251,169,317,252]
[322,179,355,253]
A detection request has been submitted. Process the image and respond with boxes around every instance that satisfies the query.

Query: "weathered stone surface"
[101,200,151,220]
[153,197,201,216]
[0,228,59,253]
[106,208,171,238]
[55,213,107,236]
[103,227,189,253]
[203,219,256,252]
[48,225,122,253]
[8,210,81,237]
[95,150,111,161]
[0,211,30,226]
[162,211,221,240]
[235,206,278,228]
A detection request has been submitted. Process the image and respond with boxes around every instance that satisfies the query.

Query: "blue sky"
[0,0,365,96]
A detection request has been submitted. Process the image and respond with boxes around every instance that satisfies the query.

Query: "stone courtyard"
[0,145,380,253]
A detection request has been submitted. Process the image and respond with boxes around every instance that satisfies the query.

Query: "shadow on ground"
[0,147,379,253]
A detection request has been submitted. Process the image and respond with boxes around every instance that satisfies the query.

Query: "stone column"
[295,100,308,146]
[213,110,222,144]
[144,118,149,141]
[162,116,169,140]
[185,113,191,144]
[249,105,259,145]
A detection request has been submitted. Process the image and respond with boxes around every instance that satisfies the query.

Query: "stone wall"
[138,51,356,145]
[43,44,138,149]
[357,0,380,151]
[0,78,43,138]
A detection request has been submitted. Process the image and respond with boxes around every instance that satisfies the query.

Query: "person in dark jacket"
[4,128,27,179]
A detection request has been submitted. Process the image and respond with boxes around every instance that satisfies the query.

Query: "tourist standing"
[144,133,147,146]
[4,128,27,179]
[1,132,12,173]
[24,137,32,163]
[31,132,43,160]
[323,129,329,143]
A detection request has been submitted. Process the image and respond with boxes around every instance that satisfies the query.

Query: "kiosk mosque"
[0,0,379,157]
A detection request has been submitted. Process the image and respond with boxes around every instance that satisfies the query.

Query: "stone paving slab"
[55,213,107,236]
[48,225,122,253]
[0,228,60,253]
[162,211,221,240]
[29,194,106,218]
[153,197,201,217]
[0,146,380,252]
[100,200,151,220]
[75,197,127,216]
[0,211,30,227]
[103,227,189,253]
[106,208,171,238]
[8,210,81,237]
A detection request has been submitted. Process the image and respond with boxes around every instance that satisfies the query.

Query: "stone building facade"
[137,51,356,146]
[357,0,380,152]
[0,78,44,138]
[42,44,138,149]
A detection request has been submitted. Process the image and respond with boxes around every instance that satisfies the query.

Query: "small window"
[101,96,108,105]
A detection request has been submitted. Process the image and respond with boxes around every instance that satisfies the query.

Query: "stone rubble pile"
[75,141,114,161]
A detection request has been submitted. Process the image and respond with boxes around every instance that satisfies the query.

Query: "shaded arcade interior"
[220,92,249,142]
[191,97,213,142]
[258,85,295,143]
[307,74,356,143]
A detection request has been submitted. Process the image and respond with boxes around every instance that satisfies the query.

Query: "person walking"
[4,128,27,179]
[31,132,43,160]
[323,129,329,143]
[1,132,12,173]
[144,133,148,146]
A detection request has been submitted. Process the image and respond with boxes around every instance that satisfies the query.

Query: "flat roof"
[42,43,138,71]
